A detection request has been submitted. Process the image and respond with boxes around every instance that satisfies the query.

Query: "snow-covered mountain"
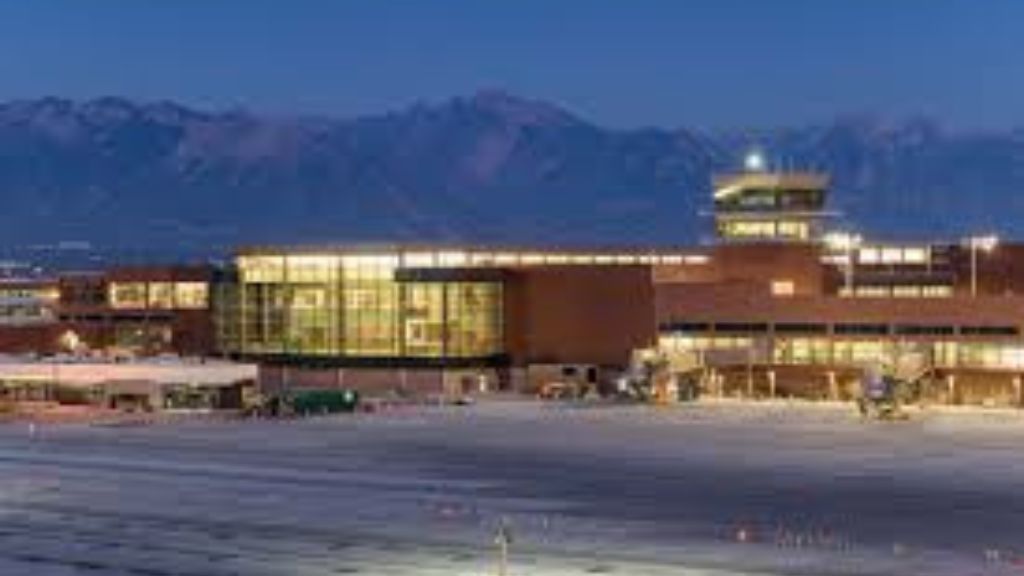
[0,91,1022,260]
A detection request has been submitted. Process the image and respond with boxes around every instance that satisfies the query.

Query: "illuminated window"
[445,283,503,357]
[344,288,378,309]
[470,253,495,266]
[403,252,436,267]
[777,337,831,365]
[287,255,336,283]
[291,287,326,309]
[174,282,209,309]
[238,255,285,283]
[724,221,777,238]
[833,339,887,364]
[437,251,468,267]
[858,248,880,264]
[892,286,921,298]
[777,220,809,240]
[921,285,952,298]
[146,282,174,309]
[855,286,889,297]
[110,282,147,309]
[881,247,903,264]
[682,255,710,265]
[903,247,928,264]
[771,280,795,296]
[402,284,445,356]
[933,341,958,368]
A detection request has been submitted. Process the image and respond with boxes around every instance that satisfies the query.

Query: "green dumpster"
[290,389,360,415]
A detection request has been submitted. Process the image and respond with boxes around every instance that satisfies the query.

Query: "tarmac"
[1,399,1023,575]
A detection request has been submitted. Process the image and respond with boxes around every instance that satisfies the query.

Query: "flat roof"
[0,277,59,288]
[235,243,711,257]
[235,239,708,253]
[713,171,829,200]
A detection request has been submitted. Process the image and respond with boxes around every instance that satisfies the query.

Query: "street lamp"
[824,231,864,295]
[965,234,999,297]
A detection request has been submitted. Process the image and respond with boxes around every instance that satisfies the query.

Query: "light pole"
[965,235,998,297]
[494,517,512,576]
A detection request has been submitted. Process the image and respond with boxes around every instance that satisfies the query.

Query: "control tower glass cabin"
[712,168,830,243]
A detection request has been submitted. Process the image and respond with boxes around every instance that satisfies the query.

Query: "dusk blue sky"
[0,0,1021,130]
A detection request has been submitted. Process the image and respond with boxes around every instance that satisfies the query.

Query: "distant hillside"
[1,91,1023,261]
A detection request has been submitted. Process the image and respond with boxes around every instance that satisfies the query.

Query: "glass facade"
[712,172,829,243]
[220,253,504,360]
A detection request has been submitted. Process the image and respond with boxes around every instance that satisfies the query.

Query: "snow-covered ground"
[1,399,1024,575]
[0,356,256,386]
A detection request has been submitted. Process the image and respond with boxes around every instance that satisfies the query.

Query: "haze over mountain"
[1,90,1022,261]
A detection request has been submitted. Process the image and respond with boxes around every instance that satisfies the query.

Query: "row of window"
[661,322,1019,337]
[856,246,930,265]
[0,287,60,301]
[717,219,811,241]
[109,282,210,310]
[660,335,1024,371]
[837,285,952,298]
[236,250,707,283]
[0,302,55,325]
[714,188,825,211]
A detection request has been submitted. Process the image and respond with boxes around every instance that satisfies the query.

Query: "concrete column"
[749,344,758,399]
[768,370,777,399]
[827,371,838,401]
[946,374,957,405]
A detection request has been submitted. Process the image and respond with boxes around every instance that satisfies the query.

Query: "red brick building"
[0,266,214,358]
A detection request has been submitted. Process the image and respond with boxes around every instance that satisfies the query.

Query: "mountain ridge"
[0,90,1021,261]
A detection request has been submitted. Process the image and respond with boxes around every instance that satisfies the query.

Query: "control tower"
[713,153,831,243]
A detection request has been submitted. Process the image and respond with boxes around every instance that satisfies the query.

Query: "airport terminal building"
[7,162,1024,406]
[209,167,1024,405]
